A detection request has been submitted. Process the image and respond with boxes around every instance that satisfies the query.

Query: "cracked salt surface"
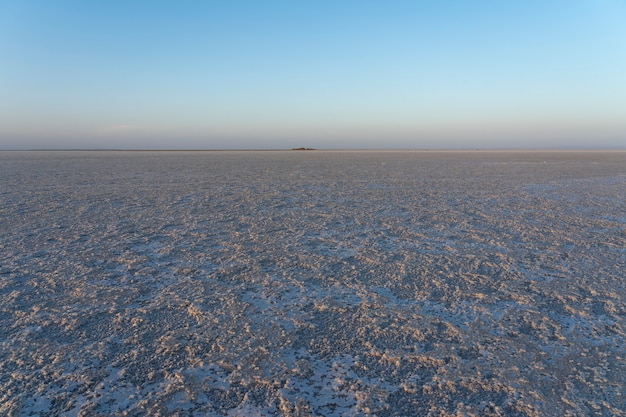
[1,150,625,416]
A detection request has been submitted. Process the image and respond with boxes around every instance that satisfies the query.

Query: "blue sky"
[1,1,625,149]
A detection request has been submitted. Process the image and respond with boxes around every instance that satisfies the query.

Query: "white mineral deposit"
[1,150,624,416]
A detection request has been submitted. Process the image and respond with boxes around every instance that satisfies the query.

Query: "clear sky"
[1,1,625,150]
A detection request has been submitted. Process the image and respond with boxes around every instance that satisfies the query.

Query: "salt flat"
[1,150,625,416]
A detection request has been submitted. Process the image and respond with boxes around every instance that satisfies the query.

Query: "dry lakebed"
[1,150,625,416]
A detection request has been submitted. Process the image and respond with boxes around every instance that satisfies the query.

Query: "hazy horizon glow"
[1,1,626,149]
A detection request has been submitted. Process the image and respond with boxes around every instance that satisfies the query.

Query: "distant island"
[291,147,316,151]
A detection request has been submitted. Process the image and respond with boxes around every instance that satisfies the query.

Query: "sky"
[1,1,625,150]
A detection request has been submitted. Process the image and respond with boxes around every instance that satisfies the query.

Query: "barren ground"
[1,151,625,416]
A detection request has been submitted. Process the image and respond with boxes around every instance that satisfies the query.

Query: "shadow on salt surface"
[224,353,373,417]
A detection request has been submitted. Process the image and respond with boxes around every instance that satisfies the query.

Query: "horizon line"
[2,147,625,152]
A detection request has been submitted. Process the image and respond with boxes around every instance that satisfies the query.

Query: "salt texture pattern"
[1,150,625,416]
